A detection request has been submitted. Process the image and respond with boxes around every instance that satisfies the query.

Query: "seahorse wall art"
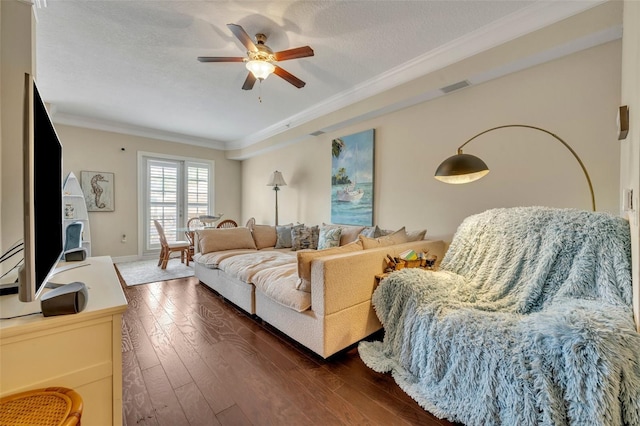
[81,171,114,211]
[91,174,108,209]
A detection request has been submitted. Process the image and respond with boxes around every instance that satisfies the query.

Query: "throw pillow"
[291,225,319,251]
[275,223,303,249]
[252,224,277,249]
[318,226,341,249]
[379,228,395,236]
[406,228,427,242]
[295,240,364,292]
[198,227,257,253]
[358,227,409,249]
[360,225,383,238]
[338,225,366,245]
[322,223,366,245]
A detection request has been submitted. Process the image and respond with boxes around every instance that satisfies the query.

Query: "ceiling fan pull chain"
[258,80,263,103]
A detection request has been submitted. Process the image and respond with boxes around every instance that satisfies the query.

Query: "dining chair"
[216,219,238,228]
[153,219,190,269]
[185,217,204,261]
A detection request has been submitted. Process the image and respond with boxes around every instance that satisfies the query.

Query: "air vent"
[310,130,325,137]
[440,80,471,94]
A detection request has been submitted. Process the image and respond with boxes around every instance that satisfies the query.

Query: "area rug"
[115,258,194,286]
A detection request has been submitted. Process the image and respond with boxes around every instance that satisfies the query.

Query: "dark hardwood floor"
[119,274,457,426]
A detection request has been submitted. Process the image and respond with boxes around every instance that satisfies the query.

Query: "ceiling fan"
[198,23,314,90]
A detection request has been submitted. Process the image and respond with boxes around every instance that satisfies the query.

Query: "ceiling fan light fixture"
[246,60,275,80]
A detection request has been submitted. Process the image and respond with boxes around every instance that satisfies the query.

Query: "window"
[139,153,213,255]
[187,164,210,219]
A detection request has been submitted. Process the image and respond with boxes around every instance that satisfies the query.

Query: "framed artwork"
[81,171,115,212]
[331,129,374,226]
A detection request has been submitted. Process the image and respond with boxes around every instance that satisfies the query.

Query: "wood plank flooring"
[120,274,458,426]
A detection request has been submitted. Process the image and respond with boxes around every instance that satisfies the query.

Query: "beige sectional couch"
[193,224,446,358]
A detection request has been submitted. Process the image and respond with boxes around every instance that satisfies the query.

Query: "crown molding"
[230,23,621,160]
[227,0,606,151]
[50,0,607,154]
[52,112,227,150]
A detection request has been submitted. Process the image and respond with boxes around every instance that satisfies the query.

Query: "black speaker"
[64,247,87,262]
[40,281,89,317]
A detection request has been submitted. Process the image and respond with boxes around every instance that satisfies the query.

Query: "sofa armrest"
[310,240,446,316]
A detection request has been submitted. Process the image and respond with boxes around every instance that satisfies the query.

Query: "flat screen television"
[17,73,64,302]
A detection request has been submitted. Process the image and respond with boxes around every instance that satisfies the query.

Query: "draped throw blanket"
[359,207,640,425]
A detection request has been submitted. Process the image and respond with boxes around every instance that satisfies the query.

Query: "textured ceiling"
[34,1,601,149]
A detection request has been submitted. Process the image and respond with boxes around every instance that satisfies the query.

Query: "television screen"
[18,73,64,302]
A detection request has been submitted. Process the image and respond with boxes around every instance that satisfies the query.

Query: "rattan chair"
[185,217,204,261]
[216,219,238,228]
[0,387,83,426]
[153,219,190,269]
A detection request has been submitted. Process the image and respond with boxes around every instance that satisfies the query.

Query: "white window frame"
[137,151,214,258]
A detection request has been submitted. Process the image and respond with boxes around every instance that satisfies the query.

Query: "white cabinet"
[0,256,128,425]
[63,172,91,256]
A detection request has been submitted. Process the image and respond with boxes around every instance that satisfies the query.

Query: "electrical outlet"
[121,234,127,243]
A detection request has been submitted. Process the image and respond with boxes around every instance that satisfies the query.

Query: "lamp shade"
[434,153,489,184]
[432,124,595,211]
[267,171,287,187]
[246,60,275,80]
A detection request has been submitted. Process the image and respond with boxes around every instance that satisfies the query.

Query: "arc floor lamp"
[434,124,596,211]
[267,171,287,225]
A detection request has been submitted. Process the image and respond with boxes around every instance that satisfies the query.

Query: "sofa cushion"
[322,223,366,246]
[275,223,302,249]
[358,227,409,249]
[193,249,258,269]
[219,251,296,283]
[198,227,257,254]
[318,226,341,249]
[296,240,364,292]
[253,263,311,312]
[291,225,319,251]
[251,224,277,249]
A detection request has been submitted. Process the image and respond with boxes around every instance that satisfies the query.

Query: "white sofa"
[193,224,446,358]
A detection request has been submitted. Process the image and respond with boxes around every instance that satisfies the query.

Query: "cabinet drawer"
[1,318,113,392]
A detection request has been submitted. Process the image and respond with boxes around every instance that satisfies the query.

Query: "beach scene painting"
[331,129,374,226]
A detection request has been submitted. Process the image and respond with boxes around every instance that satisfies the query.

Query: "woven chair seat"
[0,387,83,426]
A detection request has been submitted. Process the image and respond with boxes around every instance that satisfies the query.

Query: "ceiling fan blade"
[197,56,245,63]
[242,72,257,90]
[273,66,305,88]
[227,23,257,52]
[274,46,314,61]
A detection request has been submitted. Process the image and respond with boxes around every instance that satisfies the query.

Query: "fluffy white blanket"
[359,207,640,425]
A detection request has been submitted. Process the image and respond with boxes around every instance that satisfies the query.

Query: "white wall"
[620,0,640,330]
[56,124,242,258]
[243,41,622,242]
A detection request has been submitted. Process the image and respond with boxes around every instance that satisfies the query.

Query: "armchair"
[360,207,640,425]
